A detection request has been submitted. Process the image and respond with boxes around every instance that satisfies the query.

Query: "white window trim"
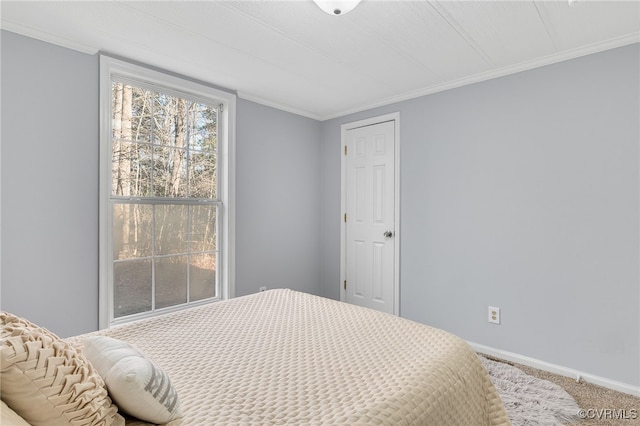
[99,55,236,329]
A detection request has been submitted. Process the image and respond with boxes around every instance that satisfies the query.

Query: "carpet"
[480,356,581,426]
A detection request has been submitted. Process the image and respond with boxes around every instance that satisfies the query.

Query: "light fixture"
[312,0,362,16]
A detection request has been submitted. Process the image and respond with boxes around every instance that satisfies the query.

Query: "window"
[100,56,235,328]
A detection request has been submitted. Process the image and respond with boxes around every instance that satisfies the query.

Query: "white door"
[344,120,396,314]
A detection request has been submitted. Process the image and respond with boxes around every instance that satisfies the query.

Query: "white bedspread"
[70,289,510,425]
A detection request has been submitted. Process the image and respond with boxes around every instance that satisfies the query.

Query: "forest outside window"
[100,57,235,327]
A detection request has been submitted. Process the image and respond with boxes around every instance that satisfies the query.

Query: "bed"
[2,289,510,425]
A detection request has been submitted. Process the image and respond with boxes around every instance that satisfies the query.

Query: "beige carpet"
[484,356,640,426]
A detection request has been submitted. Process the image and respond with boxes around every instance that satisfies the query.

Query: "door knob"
[384,231,393,239]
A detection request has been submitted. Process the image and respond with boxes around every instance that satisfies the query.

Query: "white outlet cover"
[488,306,501,324]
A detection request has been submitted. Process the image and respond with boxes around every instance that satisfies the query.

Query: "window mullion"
[186,205,192,303]
[111,197,221,205]
[151,204,156,313]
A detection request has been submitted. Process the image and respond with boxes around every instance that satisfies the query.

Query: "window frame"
[99,56,235,328]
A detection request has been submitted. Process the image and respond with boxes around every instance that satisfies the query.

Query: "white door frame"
[340,112,400,315]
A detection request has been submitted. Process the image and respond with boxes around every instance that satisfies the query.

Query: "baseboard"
[468,341,640,397]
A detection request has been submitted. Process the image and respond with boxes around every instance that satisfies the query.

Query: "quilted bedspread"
[70,289,510,425]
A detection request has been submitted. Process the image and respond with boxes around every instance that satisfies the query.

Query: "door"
[343,119,397,314]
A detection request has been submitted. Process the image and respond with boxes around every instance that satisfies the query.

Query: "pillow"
[1,400,31,426]
[0,312,124,426]
[83,336,181,424]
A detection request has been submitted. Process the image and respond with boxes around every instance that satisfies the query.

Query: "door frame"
[340,112,400,315]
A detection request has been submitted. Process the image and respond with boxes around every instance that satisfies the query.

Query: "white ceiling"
[2,1,639,120]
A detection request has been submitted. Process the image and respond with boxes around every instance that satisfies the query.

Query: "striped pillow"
[83,336,181,424]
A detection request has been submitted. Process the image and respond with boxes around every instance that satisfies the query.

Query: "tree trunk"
[112,83,134,257]
[169,99,188,197]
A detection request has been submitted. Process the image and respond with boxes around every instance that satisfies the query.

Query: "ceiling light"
[312,0,362,15]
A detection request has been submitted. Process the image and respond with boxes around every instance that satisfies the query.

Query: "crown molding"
[3,21,637,122]
[237,92,323,121]
[320,33,640,121]
[1,21,99,55]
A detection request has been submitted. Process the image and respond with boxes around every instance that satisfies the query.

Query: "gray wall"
[0,31,322,336]
[1,30,100,337]
[320,44,639,387]
[236,99,321,297]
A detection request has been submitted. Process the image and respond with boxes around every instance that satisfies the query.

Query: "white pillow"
[83,336,181,424]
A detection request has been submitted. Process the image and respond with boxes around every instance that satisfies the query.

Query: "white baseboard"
[468,341,640,397]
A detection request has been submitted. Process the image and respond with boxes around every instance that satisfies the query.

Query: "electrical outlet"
[259,286,267,292]
[488,306,501,324]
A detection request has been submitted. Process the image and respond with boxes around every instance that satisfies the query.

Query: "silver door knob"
[384,231,393,238]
